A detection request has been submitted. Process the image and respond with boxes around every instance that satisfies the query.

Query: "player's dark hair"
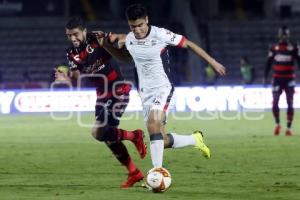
[126,4,147,20]
[278,25,290,37]
[65,17,86,30]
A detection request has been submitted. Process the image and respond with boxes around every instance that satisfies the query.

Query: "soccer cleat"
[133,129,147,159]
[121,169,144,188]
[285,129,292,136]
[274,125,281,136]
[192,131,211,159]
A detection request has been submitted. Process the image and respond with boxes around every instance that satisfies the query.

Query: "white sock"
[170,133,196,148]
[150,140,164,168]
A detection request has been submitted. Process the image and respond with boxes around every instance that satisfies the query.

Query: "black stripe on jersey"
[273,61,295,66]
[272,50,296,55]
[273,70,295,75]
[160,47,173,85]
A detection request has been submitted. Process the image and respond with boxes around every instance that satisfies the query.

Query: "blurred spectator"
[23,70,31,83]
[51,65,71,88]
[0,70,2,84]
[240,56,255,84]
[204,65,217,85]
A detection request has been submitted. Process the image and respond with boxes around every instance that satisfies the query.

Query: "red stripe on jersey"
[96,90,113,99]
[273,65,295,71]
[79,49,88,60]
[107,70,118,82]
[120,83,131,94]
[96,83,131,99]
[160,48,166,54]
[273,74,295,78]
[177,36,186,48]
[90,42,98,49]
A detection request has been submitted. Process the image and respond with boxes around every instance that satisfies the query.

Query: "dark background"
[0,0,299,88]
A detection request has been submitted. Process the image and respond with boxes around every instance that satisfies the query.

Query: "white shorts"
[139,85,174,122]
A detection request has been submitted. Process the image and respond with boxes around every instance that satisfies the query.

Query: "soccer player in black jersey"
[264,26,300,136]
[54,17,147,188]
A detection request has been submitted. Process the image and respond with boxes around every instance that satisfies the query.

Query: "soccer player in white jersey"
[99,4,226,168]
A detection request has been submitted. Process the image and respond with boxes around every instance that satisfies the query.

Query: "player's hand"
[107,33,128,48]
[211,61,226,76]
[93,31,106,46]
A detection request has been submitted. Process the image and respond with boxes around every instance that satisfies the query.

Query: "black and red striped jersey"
[66,33,130,97]
[267,41,300,79]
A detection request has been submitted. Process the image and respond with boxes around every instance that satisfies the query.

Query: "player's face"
[66,28,87,47]
[128,17,149,39]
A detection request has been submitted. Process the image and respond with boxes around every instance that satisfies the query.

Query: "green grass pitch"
[0,111,300,200]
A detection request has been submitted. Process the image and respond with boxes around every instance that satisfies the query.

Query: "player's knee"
[91,127,106,141]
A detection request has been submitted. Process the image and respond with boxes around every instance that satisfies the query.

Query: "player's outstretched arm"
[182,39,226,76]
[94,32,133,63]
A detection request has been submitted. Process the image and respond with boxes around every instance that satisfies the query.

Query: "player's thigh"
[94,96,128,129]
[141,85,174,124]
[272,80,283,100]
[91,121,108,139]
[284,80,295,102]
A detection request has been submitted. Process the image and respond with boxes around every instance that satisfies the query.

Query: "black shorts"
[95,84,131,127]
[272,78,295,95]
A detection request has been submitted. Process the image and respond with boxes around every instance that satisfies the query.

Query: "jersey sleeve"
[295,45,300,58]
[157,28,185,47]
[267,46,275,58]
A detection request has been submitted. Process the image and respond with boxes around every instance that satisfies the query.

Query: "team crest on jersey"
[86,44,94,53]
[171,34,176,42]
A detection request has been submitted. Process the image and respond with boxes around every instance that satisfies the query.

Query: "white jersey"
[125,25,185,90]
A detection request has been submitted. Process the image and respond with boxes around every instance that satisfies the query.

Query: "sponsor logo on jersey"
[274,54,293,62]
[69,61,78,69]
[85,59,105,73]
[171,34,176,42]
[86,44,94,54]
[137,41,146,45]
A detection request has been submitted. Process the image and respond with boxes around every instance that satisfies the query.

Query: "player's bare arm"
[94,31,133,63]
[182,39,226,76]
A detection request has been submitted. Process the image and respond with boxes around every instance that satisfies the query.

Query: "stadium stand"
[1,17,300,88]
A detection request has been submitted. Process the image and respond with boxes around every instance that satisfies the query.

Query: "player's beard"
[72,40,84,48]
[72,36,86,48]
